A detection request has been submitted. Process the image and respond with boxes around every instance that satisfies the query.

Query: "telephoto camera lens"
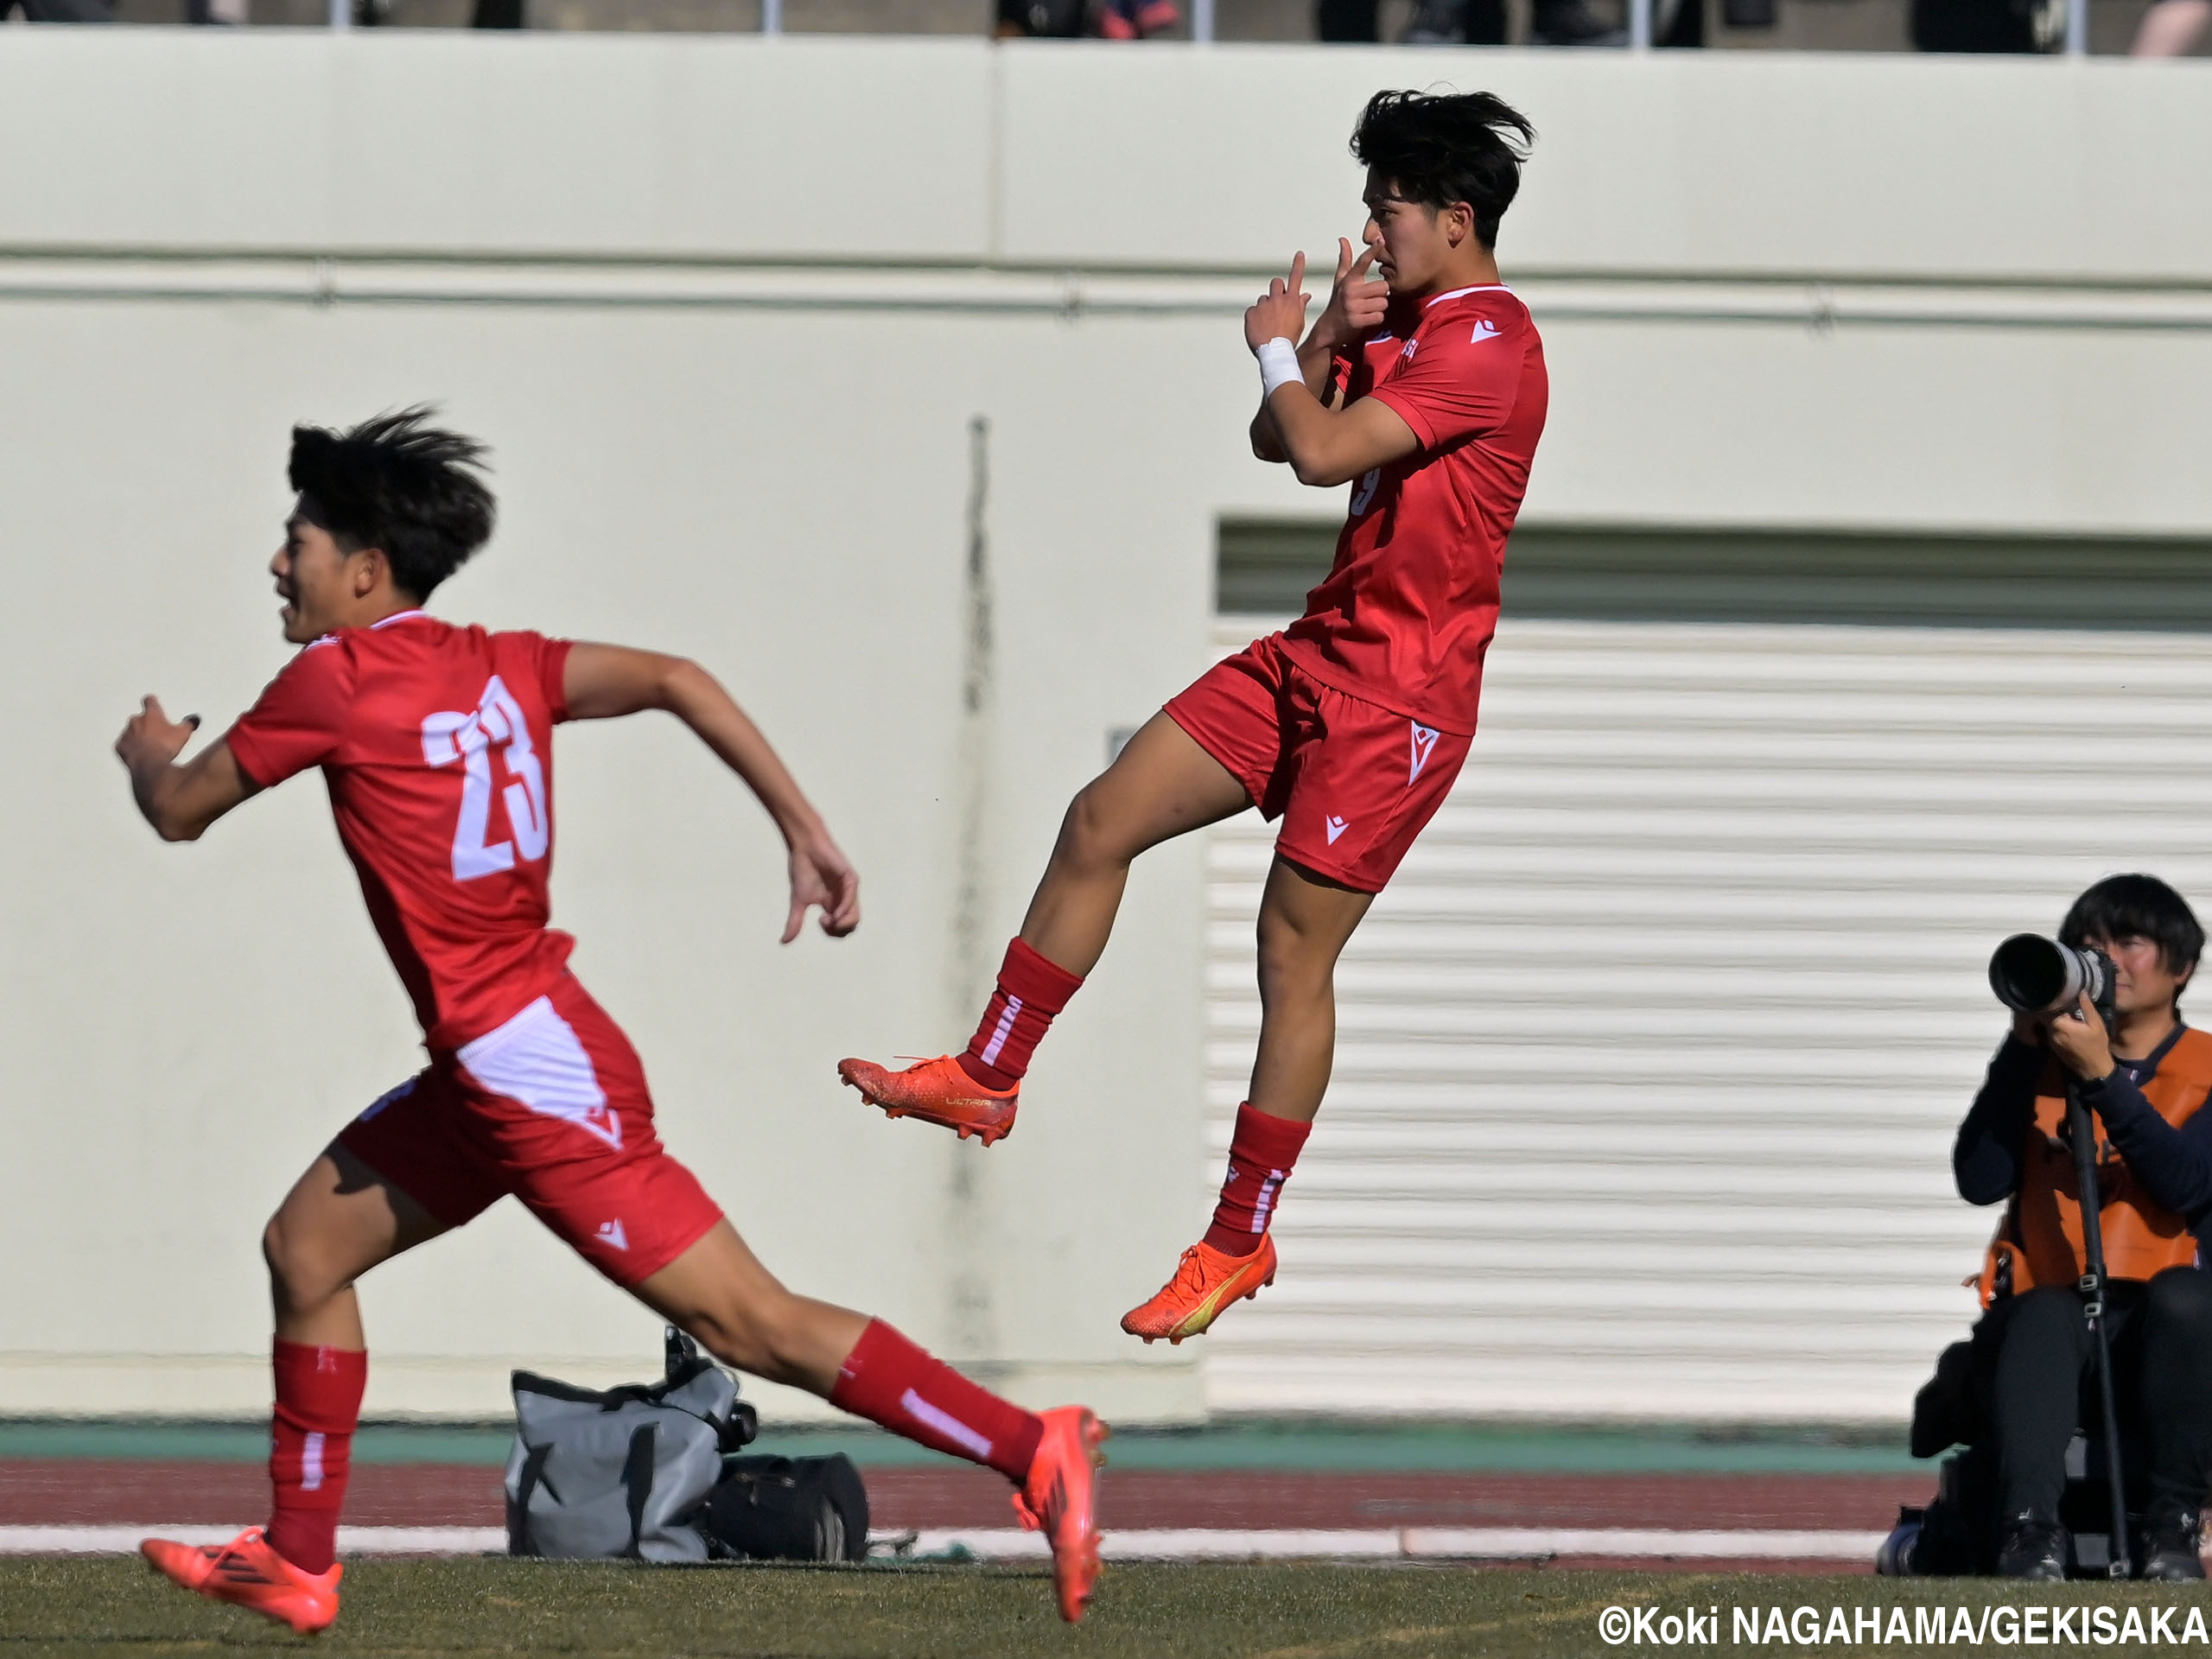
[1988,934,2115,1018]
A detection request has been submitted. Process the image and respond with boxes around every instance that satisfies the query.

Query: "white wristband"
[1257,337,1303,399]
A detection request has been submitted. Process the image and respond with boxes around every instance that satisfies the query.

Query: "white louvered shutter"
[1201,616,2212,1419]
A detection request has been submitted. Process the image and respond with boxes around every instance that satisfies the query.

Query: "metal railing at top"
[321,0,2094,54]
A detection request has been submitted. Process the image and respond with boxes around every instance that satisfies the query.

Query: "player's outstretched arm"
[115,697,262,842]
[1245,252,1421,489]
[1249,238,1386,464]
[562,643,860,943]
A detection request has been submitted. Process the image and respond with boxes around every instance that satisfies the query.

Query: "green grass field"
[7,1558,2212,1659]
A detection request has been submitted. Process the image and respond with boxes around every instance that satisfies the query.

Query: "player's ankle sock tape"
[1202,1102,1313,1255]
[830,1319,1044,1483]
[265,1340,367,1576]
[960,938,1084,1090]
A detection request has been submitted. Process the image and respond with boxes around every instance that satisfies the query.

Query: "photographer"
[1956,874,2212,1580]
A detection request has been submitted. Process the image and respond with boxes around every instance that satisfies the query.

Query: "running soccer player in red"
[116,411,1104,1633]
[841,89,1547,1344]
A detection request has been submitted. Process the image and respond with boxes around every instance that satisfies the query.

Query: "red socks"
[830,1319,1043,1484]
[265,1340,367,1574]
[957,938,1084,1092]
[1202,1102,1313,1257]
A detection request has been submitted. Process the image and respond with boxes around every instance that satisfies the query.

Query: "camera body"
[1989,934,2119,1033]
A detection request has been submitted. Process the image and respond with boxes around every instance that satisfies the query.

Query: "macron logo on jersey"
[1471,320,1501,345]
[1401,338,1419,360]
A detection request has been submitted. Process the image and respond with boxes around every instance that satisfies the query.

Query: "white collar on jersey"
[371,609,429,629]
[1425,283,1513,308]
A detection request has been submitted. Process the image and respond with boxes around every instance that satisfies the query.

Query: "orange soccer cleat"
[1014,1405,1109,1623]
[836,1054,1019,1146]
[1120,1236,1278,1344]
[141,1527,342,1634]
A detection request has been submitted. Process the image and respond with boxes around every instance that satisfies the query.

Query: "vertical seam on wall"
[986,41,1004,268]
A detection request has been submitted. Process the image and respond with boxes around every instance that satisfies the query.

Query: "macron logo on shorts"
[1325,815,1350,845]
[595,1219,628,1252]
[457,997,621,1151]
[1409,722,1441,785]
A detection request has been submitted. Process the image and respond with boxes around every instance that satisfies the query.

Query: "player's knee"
[2149,1265,2212,1328]
[1255,912,1334,1001]
[686,1292,811,1388]
[262,1211,346,1311]
[1054,783,1132,877]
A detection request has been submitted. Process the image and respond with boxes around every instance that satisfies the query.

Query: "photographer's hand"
[2044,995,2116,1083]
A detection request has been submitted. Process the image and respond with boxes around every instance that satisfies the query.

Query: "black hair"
[2061,874,2205,982]
[287,406,495,603]
[1351,88,1535,251]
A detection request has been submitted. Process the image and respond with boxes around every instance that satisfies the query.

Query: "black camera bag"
[702,1453,870,1563]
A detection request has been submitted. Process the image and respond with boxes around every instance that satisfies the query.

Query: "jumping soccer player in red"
[116,412,1103,1633]
[841,89,1548,1344]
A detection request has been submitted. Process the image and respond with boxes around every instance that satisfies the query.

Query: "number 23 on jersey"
[421,674,549,881]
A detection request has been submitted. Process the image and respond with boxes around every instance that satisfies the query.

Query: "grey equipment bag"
[505,1329,760,1563]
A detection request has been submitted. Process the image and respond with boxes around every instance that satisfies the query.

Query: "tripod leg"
[2070,1088,2132,1578]
[2090,1313,2132,1577]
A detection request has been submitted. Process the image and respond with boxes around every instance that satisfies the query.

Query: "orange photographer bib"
[1978,1028,2212,1305]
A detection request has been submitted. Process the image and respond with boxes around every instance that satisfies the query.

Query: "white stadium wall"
[3,32,2212,1422]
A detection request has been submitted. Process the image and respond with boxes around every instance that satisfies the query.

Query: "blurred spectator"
[1315,0,1376,35]
[2,0,112,16]
[188,0,247,20]
[2133,0,2209,51]
[1096,0,1178,35]
[998,0,1084,32]
[1645,0,1709,44]
[1402,0,1509,41]
[1319,0,1630,43]
[1911,0,2037,48]
[1392,0,1633,45]
[474,0,524,22]
[1525,0,1630,42]
[995,0,1177,33]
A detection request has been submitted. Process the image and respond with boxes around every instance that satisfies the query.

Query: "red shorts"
[1165,633,1471,894]
[339,974,723,1288]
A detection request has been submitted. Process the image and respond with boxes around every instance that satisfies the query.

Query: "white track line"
[0,1524,1885,1561]
[902,1528,1887,1561]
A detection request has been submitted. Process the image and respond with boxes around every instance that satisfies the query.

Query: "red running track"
[0,1460,1923,1546]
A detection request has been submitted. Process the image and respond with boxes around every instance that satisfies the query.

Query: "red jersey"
[225,611,576,1053]
[1277,283,1548,735]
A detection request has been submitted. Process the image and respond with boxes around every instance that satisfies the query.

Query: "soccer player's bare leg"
[838,710,1249,1141]
[1122,855,1370,1345]
[630,1215,868,1393]
[264,1146,450,1349]
[1248,855,1375,1126]
[141,1147,448,1633]
[635,1218,1108,1621]
[1018,712,1254,976]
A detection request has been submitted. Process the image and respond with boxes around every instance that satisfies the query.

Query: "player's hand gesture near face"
[1244,252,1314,354]
[785,830,861,944]
[1307,238,1386,354]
